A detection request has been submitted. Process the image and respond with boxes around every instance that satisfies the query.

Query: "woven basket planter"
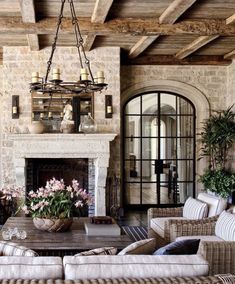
[33,217,73,232]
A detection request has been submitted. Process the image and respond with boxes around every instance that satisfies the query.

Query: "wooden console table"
[0,217,132,256]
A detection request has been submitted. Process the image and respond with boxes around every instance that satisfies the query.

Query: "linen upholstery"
[74,247,117,256]
[197,193,227,217]
[0,256,63,279]
[118,238,156,255]
[151,217,186,238]
[0,241,38,256]
[215,210,235,241]
[183,197,208,219]
[0,276,232,284]
[63,255,209,280]
[176,235,223,242]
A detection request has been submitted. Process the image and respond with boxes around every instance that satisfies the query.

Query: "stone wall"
[0,46,120,186]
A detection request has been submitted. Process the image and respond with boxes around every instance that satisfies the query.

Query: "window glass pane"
[142,183,157,204]
[124,160,141,182]
[142,93,158,114]
[125,183,140,204]
[178,97,193,115]
[177,138,194,159]
[125,116,140,137]
[177,115,194,137]
[177,160,194,182]
[160,93,176,114]
[125,97,140,115]
[125,138,141,159]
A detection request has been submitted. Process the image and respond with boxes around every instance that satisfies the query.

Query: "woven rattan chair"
[147,192,227,248]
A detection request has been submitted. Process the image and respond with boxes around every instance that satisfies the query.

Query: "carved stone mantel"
[9,133,117,216]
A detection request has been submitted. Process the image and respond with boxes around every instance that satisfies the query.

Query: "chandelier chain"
[45,0,66,83]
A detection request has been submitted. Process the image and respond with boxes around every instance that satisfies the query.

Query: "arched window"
[122,91,196,209]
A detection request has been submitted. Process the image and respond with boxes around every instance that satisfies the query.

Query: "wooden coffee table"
[0,217,132,256]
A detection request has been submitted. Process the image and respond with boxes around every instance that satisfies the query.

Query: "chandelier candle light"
[30,0,107,119]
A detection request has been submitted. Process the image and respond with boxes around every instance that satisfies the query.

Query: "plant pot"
[33,217,73,232]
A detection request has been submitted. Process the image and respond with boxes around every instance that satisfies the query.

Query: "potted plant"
[199,105,235,199]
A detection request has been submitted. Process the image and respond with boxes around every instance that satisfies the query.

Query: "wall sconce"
[12,95,19,119]
[105,95,113,118]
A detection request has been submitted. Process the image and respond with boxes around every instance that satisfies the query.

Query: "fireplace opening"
[25,158,89,216]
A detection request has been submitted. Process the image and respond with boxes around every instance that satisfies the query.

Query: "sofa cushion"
[183,197,208,219]
[0,241,38,256]
[153,239,200,255]
[197,192,227,217]
[63,255,209,280]
[151,217,186,238]
[215,210,235,241]
[0,256,63,279]
[74,247,117,256]
[118,238,156,255]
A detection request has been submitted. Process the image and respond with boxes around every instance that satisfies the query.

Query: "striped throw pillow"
[118,238,156,255]
[215,210,235,241]
[0,241,38,256]
[74,247,117,256]
[183,197,208,219]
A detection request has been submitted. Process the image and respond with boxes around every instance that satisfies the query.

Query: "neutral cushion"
[0,241,38,256]
[215,210,235,241]
[151,217,186,238]
[176,235,223,242]
[0,256,63,279]
[74,247,117,256]
[197,192,227,217]
[154,239,200,255]
[183,197,208,219]
[118,238,156,255]
[63,255,209,280]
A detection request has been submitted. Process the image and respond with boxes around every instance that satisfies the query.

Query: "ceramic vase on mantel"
[33,217,73,232]
[28,121,45,134]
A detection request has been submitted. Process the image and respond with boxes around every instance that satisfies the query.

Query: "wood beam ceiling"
[123,55,231,66]
[175,13,235,59]
[0,18,234,36]
[19,0,39,51]
[129,0,198,58]
[83,0,113,51]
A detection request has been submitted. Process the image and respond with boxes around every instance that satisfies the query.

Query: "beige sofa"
[1,254,235,284]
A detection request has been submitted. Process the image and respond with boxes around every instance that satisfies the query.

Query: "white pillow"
[118,238,156,255]
[215,210,235,241]
[183,197,208,219]
[74,247,117,256]
[0,241,38,256]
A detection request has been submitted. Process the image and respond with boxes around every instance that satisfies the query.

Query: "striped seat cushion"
[183,197,208,219]
[215,210,235,241]
[74,247,117,256]
[0,241,38,256]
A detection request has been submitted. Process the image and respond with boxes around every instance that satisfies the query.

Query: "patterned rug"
[122,226,148,241]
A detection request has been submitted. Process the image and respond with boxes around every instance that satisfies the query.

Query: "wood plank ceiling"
[0,0,235,65]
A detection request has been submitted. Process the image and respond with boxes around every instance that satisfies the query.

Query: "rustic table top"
[0,217,132,255]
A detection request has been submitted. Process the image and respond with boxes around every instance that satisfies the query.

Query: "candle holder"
[12,95,19,119]
[105,95,113,119]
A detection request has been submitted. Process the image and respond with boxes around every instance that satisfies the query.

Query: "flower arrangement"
[0,185,24,200]
[21,178,93,219]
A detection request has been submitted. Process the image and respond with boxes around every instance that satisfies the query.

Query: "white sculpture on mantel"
[60,103,75,133]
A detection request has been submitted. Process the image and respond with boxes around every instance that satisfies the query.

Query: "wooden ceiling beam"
[129,0,198,58]
[91,0,113,24]
[83,34,96,51]
[123,55,231,66]
[176,13,235,59]
[175,35,219,59]
[19,0,39,51]
[0,18,235,36]
[129,36,159,58]
[224,50,235,59]
[159,0,197,24]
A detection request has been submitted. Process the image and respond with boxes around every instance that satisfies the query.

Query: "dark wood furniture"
[1,217,132,256]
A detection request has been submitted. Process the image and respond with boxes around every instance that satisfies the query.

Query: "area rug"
[122,226,148,241]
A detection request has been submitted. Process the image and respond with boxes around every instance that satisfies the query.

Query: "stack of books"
[90,216,113,224]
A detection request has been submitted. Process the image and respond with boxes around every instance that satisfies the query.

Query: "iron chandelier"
[30,0,107,96]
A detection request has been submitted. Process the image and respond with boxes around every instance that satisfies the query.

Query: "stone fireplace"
[9,133,116,216]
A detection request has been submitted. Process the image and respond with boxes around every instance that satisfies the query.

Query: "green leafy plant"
[199,105,235,198]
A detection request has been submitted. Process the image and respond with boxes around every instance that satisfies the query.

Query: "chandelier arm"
[45,0,66,83]
[69,0,95,83]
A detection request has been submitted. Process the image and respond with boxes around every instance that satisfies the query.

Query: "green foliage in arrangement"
[199,105,235,198]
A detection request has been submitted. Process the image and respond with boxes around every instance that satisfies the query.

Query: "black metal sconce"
[105,95,113,118]
[12,95,19,119]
